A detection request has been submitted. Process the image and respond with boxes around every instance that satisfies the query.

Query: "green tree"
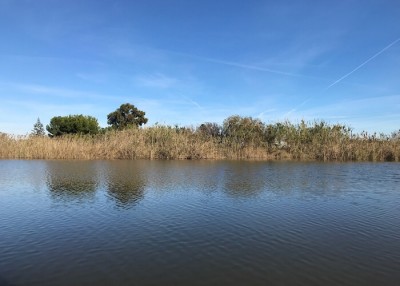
[46,115,100,137]
[222,115,265,146]
[31,118,46,136]
[107,103,148,129]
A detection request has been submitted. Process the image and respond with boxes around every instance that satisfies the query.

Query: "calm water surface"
[0,160,399,285]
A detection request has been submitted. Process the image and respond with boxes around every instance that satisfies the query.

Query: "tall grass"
[1,120,399,161]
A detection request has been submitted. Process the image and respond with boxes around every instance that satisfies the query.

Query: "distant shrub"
[197,122,222,137]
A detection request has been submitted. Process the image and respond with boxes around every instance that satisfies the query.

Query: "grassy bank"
[1,120,399,161]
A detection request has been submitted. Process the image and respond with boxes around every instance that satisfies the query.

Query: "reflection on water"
[44,161,146,208]
[222,162,266,198]
[0,160,399,286]
[45,161,98,203]
[103,161,146,208]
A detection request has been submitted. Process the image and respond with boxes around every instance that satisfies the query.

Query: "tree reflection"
[46,161,99,203]
[104,162,146,209]
[220,162,344,199]
[106,180,145,208]
[222,163,266,198]
[264,163,346,198]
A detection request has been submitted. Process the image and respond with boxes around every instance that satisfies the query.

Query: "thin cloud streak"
[284,94,400,120]
[282,98,311,118]
[0,54,105,66]
[108,44,327,80]
[325,37,400,90]
[285,38,400,118]
[134,73,178,89]
[201,57,305,77]
[0,81,129,102]
[257,109,276,119]
[166,50,315,78]
[180,95,203,111]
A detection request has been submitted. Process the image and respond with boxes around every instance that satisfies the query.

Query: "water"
[0,160,399,286]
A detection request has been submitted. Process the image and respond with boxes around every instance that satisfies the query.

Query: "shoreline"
[2,125,399,162]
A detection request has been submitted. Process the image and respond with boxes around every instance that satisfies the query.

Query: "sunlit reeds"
[1,121,399,161]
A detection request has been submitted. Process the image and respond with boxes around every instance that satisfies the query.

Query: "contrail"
[180,95,203,111]
[166,50,312,78]
[325,37,400,90]
[282,98,311,118]
[200,57,305,78]
[284,37,400,117]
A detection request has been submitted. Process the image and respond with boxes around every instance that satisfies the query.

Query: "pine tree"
[31,118,46,136]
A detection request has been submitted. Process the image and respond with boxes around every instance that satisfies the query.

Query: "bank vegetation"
[1,116,399,161]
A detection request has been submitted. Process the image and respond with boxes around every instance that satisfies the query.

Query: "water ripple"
[0,161,399,285]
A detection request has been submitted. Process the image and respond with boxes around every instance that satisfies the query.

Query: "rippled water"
[0,160,399,285]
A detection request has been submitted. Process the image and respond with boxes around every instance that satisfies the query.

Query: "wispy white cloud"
[76,72,108,83]
[0,80,199,118]
[282,98,311,118]
[197,57,305,77]
[179,95,203,111]
[105,41,318,80]
[134,73,178,89]
[282,38,400,118]
[0,81,163,133]
[5,100,96,114]
[279,94,400,132]
[261,39,334,71]
[0,81,85,97]
[0,81,129,102]
[294,95,399,116]
[0,100,102,135]
[256,109,277,120]
[168,51,312,78]
[0,54,104,66]
[109,43,169,65]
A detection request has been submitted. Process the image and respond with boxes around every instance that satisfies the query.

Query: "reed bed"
[1,122,399,161]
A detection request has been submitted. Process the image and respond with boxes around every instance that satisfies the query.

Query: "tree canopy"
[31,118,46,136]
[107,103,148,129]
[197,122,222,137]
[222,115,265,145]
[46,115,100,137]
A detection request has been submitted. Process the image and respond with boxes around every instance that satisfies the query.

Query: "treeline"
[1,112,399,161]
[30,103,148,137]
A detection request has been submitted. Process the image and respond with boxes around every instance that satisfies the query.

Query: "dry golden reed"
[1,124,399,161]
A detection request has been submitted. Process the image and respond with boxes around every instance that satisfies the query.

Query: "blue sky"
[1,0,399,135]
